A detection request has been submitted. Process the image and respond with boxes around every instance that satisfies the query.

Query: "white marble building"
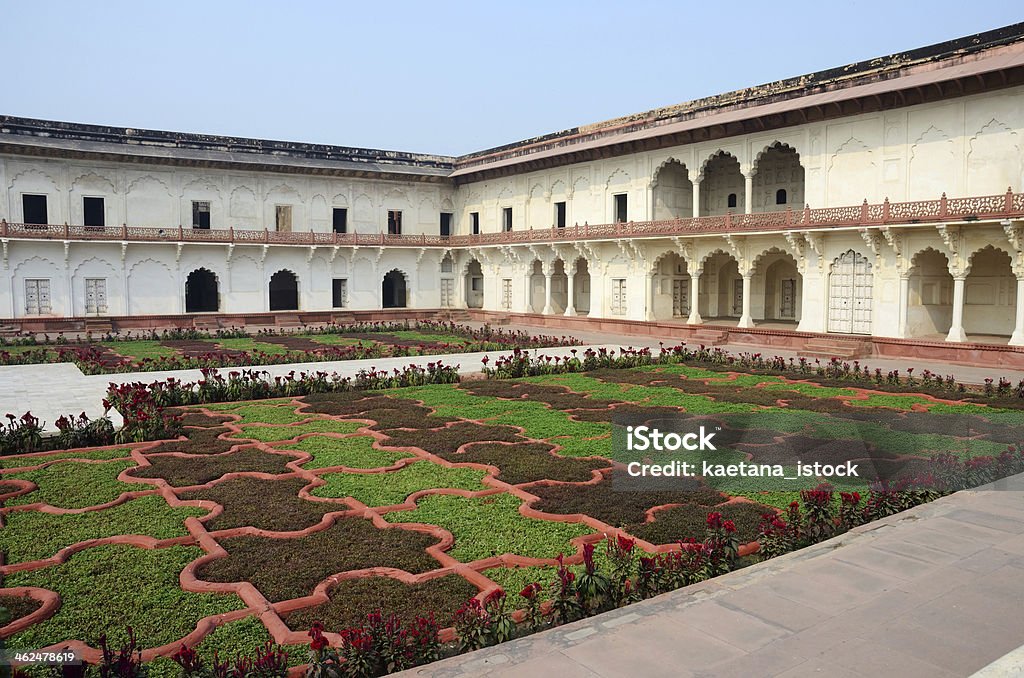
[2,23,1024,348]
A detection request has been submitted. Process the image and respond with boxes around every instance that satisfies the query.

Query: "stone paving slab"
[395,474,1024,678]
[0,344,620,430]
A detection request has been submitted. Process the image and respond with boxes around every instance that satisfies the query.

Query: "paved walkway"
[5,325,1024,428]
[0,344,618,428]
[397,474,1024,678]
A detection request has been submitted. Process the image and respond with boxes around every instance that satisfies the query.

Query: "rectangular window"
[470,212,480,235]
[192,201,211,229]
[440,212,452,237]
[611,279,627,315]
[555,201,567,228]
[332,279,348,308]
[502,279,513,310]
[23,194,48,225]
[85,278,108,314]
[614,194,628,223]
[83,197,105,227]
[502,207,513,232]
[275,205,292,232]
[25,279,51,315]
[387,210,402,235]
[332,208,348,234]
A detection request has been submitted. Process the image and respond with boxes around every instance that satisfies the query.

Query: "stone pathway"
[396,474,1024,678]
[0,344,618,428]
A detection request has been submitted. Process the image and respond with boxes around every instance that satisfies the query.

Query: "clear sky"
[4,1,1022,156]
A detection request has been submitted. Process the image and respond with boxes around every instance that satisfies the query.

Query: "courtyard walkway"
[3,328,1024,427]
[0,344,618,427]
[396,473,1024,678]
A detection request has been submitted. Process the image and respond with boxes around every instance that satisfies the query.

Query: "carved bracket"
[306,245,317,263]
[671,237,694,264]
[1,239,8,270]
[802,232,824,271]
[936,224,965,275]
[784,231,808,272]
[120,241,128,264]
[880,226,907,274]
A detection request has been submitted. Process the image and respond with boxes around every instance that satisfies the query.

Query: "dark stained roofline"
[0,115,456,172]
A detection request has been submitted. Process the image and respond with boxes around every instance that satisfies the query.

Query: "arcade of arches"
[528,258,591,316]
[651,144,805,220]
[649,249,802,327]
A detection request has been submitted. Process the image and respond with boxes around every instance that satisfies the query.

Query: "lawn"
[1,364,1019,670]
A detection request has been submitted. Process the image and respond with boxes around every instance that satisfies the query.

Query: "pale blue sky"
[4,1,1022,155]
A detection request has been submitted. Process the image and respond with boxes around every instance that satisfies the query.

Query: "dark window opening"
[555,202,567,228]
[382,270,407,308]
[192,201,211,229]
[387,210,402,235]
[332,279,347,308]
[332,208,348,234]
[185,268,219,313]
[83,197,105,227]
[727,193,738,209]
[23,194,47,225]
[275,205,292,232]
[470,212,480,235]
[269,270,299,311]
[614,194,628,223]
[440,212,452,237]
[502,207,513,232]
[776,189,788,205]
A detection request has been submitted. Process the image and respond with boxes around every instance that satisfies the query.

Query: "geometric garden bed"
[2,363,1022,669]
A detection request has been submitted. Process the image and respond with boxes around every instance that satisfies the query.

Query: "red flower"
[616,534,635,554]
[519,582,542,600]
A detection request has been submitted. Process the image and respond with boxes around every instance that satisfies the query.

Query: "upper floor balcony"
[2,190,1023,250]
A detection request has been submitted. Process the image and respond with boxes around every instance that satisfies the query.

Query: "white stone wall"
[1,84,1023,344]
[0,161,456,236]
[457,86,1024,233]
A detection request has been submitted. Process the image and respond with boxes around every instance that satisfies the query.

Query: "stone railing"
[2,190,1022,249]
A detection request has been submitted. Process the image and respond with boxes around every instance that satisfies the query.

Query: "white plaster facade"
[2,28,1024,345]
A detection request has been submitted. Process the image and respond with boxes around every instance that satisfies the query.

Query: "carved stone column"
[687,268,703,325]
[542,271,553,315]
[898,275,910,338]
[737,273,755,329]
[946,275,968,343]
[564,262,577,316]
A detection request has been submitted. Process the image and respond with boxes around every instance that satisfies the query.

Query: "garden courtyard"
[1,355,1023,675]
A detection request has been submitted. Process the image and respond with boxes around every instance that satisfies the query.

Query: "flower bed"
[0,321,580,374]
[1,364,1023,676]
